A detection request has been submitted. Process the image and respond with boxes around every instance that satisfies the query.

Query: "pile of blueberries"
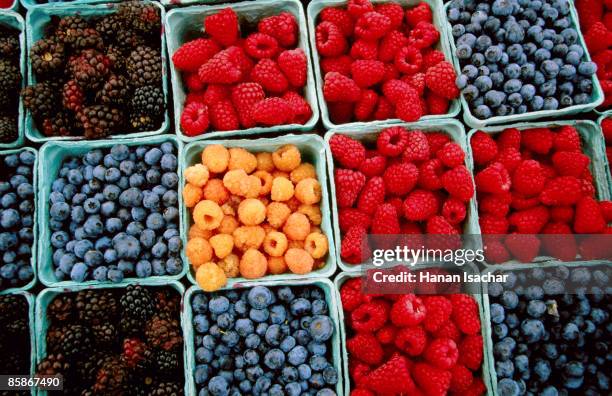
[448,0,598,119]
[0,150,35,290]
[488,265,611,395]
[192,285,339,396]
[48,142,182,283]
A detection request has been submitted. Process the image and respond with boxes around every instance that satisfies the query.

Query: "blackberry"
[120,314,144,337]
[126,46,162,88]
[120,284,154,321]
[117,2,161,36]
[73,28,104,51]
[0,59,20,92]
[0,353,29,375]
[78,352,114,384]
[113,30,147,55]
[106,44,127,73]
[129,114,157,132]
[154,349,180,375]
[30,38,65,78]
[92,355,129,395]
[46,325,67,354]
[147,381,183,396]
[0,116,17,143]
[69,49,111,90]
[47,294,75,324]
[0,35,19,58]
[95,14,125,44]
[131,85,164,118]
[76,105,123,139]
[22,82,59,120]
[36,353,71,377]
[154,289,181,314]
[55,16,89,47]
[59,324,92,359]
[92,323,118,348]
[97,74,131,107]
[122,338,148,369]
[0,295,29,353]
[62,79,85,112]
[76,290,119,325]
[42,111,74,137]
[145,314,182,352]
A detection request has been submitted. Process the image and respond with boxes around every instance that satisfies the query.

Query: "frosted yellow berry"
[203,179,230,205]
[209,233,234,259]
[285,248,314,275]
[228,147,257,174]
[218,254,240,278]
[193,200,224,230]
[267,256,287,275]
[233,226,265,251]
[183,183,203,208]
[283,212,310,241]
[271,177,294,202]
[238,175,262,198]
[186,237,213,269]
[223,169,248,195]
[218,215,239,235]
[263,231,288,257]
[298,204,322,225]
[238,198,266,226]
[290,163,316,184]
[239,249,267,279]
[185,164,210,187]
[253,170,273,196]
[272,145,301,171]
[196,262,227,292]
[256,152,275,172]
[305,232,328,259]
[295,178,322,205]
[202,144,230,173]
[189,224,212,240]
[266,202,291,228]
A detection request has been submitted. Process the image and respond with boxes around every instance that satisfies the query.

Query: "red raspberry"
[512,160,546,196]
[422,49,445,69]
[542,222,577,262]
[350,39,379,60]
[541,176,583,206]
[335,168,366,208]
[600,200,612,221]
[350,390,374,396]
[405,2,433,28]
[347,332,384,366]
[553,125,582,152]
[394,325,427,356]
[424,338,458,369]
[323,72,361,103]
[250,59,288,93]
[449,365,474,392]
[373,97,394,120]
[172,38,220,72]
[484,239,511,263]
[321,55,352,76]
[434,321,460,341]
[351,60,385,88]
[426,132,451,155]
[339,207,371,233]
[347,0,374,19]
[62,80,85,112]
[198,46,244,84]
[386,197,404,217]
[463,378,486,396]
[185,92,207,107]
[585,22,612,54]
[426,92,449,114]
[373,324,396,345]
[244,33,279,59]
[406,72,426,95]
[508,206,549,234]
[495,147,522,173]
[204,8,239,47]
[442,197,467,224]
[552,151,590,177]
[203,84,230,107]
[505,233,541,262]
[425,61,459,99]
[316,21,347,57]
[475,162,511,194]
[351,300,389,332]
[576,0,603,30]
[354,90,378,121]
[230,82,264,128]
[341,225,371,264]
[442,165,474,202]
[251,97,294,126]
[330,134,366,169]
[258,11,297,47]
[209,99,239,131]
[436,142,465,168]
[395,46,423,75]
[390,294,426,327]
[421,296,452,333]
[340,278,363,311]
[602,118,612,143]
[574,196,606,233]
[479,214,509,234]
[364,354,416,394]
[359,150,387,177]
[350,359,371,385]
[180,102,209,136]
[281,91,311,124]
[377,126,409,157]
[470,131,498,166]
[497,127,521,150]
[551,206,574,223]
[382,79,414,103]
[396,93,423,122]
[371,203,400,235]
[413,363,451,396]
[408,21,440,49]
[320,7,354,37]
[379,30,409,62]
[184,72,205,92]
[329,102,354,124]
[450,294,480,336]
[403,189,438,221]
[522,127,553,154]
[376,3,404,30]
[426,215,458,236]
[479,192,511,217]
[357,176,386,214]
[402,130,430,162]
[355,12,392,40]
[278,49,307,88]
[383,162,419,196]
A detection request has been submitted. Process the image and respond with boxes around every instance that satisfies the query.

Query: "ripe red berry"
[316,21,347,57]
[204,8,239,47]
[172,38,221,72]
[323,72,361,103]
[277,49,307,88]
[180,102,209,136]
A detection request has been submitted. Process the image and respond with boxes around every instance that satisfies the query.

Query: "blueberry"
[245,334,260,349]
[208,376,229,396]
[144,148,163,165]
[50,202,70,221]
[250,308,269,323]
[530,95,544,110]
[473,104,492,119]
[263,348,286,370]
[566,51,581,66]
[70,262,88,282]
[474,75,493,92]
[322,366,338,385]
[492,0,513,16]
[578,61,597,76]
[110,145,130,162]
[160,154,177,171]
[107,266,124,282]
[113,233,140,259]
[309,316,333,342]
[496,359,515,378]
[288,345,308,366]
[543,278,564,294]
[248,286,274,309]
[485,46,503,63]
[265,324,283,346]
[498,378,520,396]
[161,172,179,188]
[462,85,480,103]
[290,298,312,316]
[285,382,301,396]
[456,44,472,60]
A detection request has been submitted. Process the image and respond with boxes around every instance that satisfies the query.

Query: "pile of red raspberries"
[315,0,460,124]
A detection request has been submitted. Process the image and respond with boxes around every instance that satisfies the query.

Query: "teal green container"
[182,278,343,395]
[467,120,611,268]
[35,280,187,396]
[165,0,319,141]
[307,0,461,130]
[0,147,38,294]
[24,1,169,143]
[480,260,610,396]
[334,267,494,396]
[596,114,612,194]
[37,135,188,287]
[324,119,480,273]
[20,0,121,10]
[0,11,25,149]
[442,1,604,129]
[182,134,337,285]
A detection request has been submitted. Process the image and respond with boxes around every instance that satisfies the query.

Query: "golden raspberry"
[272,170,290,179]
[203,179,230,205]
[253,171,273,196]
[221,203,235,216]
[263,231,288,257]
[290,163,316,184]
[228,147,257,174]
[189,224,213,240]
[209,233,234,259]
[186,237,213,269]
[262,223,276,234]
[295,178,322,205]
[202,144,230,173]
[288,240,305,249]
[238,175,262,198]
[272,145,301,172]
[298,204,322,225]
[286,197,301,212]
[223,169,248,195]
[218,254,240,278]
[183,183,203,208]
[196,262,227,292]
[266,202,291,228]
[305,232,328,259]
[271,177,295,202]
[238,198,266,226]
[267,256,287,275]
[185,164,210,187]
[239,249,267,279]
[256,152,275,172]
[193,200,224,230]
[218,215,239,234]
[285,248,314,275]
[283,212,311,241]
[233,226,265,251]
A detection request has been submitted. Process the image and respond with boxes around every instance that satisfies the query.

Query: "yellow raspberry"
[185,164,210,187]
[183,183,203,208]
[271,177,294,202]
[218,215,239,234]
[288,240,305,249]
[218,254,240,278]
[298,204,322,225]
[272,145,301,172]
[263,231,289,257]
[221,203,236,216]
[239,249,268,279]
[266,202,291,228]
[202,144,230,173]
[285,248,314,275]
[283,212,311,241]
[238,175,262,198]
[193,200,224,230]
[272,170,290,179]
[253,170,273,196]
[196,262,227,292]
[256,152,275,172]
[209,234,234,259]
[262,223,276,234]
[189,224,213,240]
[267,256,287,275]
[203,179,230,205]
[290,163,316,184]
[238,198,266,226]
[186,237,213,269]
[233,226,265,251]
[295,178,322,205]
[305,232,328,259]
[228,147,257,174]
[286,197,302,212]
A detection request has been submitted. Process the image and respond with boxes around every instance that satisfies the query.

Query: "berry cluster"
[37,285,184,395]
[448,0,597,119]
[488,265,611,395]
[0,23,21,144]
[471,126,612,264]
[172,7,312,137]
[191,285,339,396]
[22,2,164,139]
[330,127,474,265]
[602,118,612,166]
[316,0,459,124]
[0,294,30,376]
[48,142,182,283]
[340,275,486,395]
[184,144,329,292]
[0,150,35,291]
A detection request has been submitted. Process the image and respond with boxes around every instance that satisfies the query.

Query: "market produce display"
[0,21,20,144]
[22,1,165,139]
[0,294,31,378]
[314,0,460,124]
[36,285,184,395]
[172,7,312,137]
[190,284,339,395]
[47,142,182,283]
[184,143,329,291]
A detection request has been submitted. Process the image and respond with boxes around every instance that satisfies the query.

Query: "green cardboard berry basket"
[20,0,121,9]
[0,147,38,294]
[35,280,187,396]
[24,1,170,143]
[182,134,337,285]
[334,266,495,395]
[596,114,612,194]
[182,278,343,396]
[307,0,461,131]
[324,119,480,273]
[466,120,611,268]
[36,135,188,287]
[480,260,611,396]
[0,10,25,149]
[165,0,319,141]
[442,1,604,129]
